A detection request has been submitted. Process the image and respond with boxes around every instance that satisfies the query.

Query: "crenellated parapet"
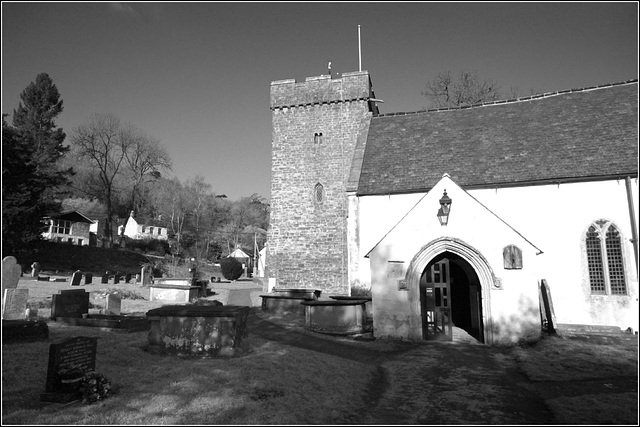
[270,71,373,110]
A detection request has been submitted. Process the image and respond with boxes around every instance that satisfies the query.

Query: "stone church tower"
[267,71,378,294]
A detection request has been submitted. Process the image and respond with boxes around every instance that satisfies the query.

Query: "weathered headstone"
[84,273,93,285]
[70,270,82,286]
[2,256,21,294]
[2,288,29,320]
[135,273,140,283]
[31,262,41,278]
[141,266,151,285]
[105,293,121,315]
[113,273,121,284]
[41,336,97,403]
[51,289,90,320]
[101,272,109,284]
[125,273,132,283]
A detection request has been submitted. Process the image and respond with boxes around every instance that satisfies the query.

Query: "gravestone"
[84,273,93,285]
[41,336,97,403]
[51,289,90,320]
[135,274,140,283]
[2,256,21,294]
[31,262,41,278]
[101,272,109,284]
[105,293,121,316]
[113,273,121,284]
[125,273,132,283]
[2,288,29,320]
[141,266,151,285]
[70,270,82,286]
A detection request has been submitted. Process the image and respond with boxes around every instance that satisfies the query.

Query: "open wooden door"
[421,259,453,341]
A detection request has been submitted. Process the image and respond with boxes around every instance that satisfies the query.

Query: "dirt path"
[355,343,554,425]
[246,309,555,424]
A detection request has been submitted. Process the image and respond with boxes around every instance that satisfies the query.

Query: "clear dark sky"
[2,2,637,201]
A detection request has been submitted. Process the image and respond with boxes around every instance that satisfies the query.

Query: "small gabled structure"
[42,210,96,246]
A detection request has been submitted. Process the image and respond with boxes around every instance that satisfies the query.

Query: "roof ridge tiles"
[375,79,638,118]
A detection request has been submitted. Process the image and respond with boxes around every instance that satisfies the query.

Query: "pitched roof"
[357,80,638,196]
[48,211,95,224]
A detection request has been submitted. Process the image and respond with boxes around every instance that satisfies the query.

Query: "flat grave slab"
[146,305,250,357]
[54,314,150,332]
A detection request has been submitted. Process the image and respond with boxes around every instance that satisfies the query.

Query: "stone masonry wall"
[268,71,373,295]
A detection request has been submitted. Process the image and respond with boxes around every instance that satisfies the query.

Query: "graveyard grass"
[1,279,637,424]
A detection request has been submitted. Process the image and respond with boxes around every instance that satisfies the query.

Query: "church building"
[266,70,638,345]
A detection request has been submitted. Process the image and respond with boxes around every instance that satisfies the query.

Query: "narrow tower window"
[314,183,325,204]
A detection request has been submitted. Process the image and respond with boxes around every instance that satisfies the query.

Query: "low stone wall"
[146,305,250,357]
[301,299,372,335]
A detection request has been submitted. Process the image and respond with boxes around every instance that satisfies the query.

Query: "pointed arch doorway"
[406,237,495,344]
[420,252,484,342]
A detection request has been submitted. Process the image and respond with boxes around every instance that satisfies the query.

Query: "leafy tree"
[3,73,73,257]
[2,117,46,257]
[220,257,244,281]
[422,69,502,108]
[12,73,71,173]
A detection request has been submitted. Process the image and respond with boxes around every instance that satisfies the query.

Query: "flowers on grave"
[78,371,112,404]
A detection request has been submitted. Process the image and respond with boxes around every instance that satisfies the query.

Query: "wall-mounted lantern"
[437,190,452,226]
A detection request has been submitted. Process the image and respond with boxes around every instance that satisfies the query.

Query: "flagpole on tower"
[358,25,362,72]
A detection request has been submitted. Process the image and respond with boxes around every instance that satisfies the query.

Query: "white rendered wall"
[358,177,639,337]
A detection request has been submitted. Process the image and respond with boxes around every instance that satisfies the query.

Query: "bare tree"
[151,177,189,255]
[71,113,135,246]
[185,175,212,259]
[422,69,501,108]
[122,131,172,215]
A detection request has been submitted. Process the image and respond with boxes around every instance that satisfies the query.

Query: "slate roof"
[356,80,638,196]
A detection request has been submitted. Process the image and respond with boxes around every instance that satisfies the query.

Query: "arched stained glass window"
[585,220,627,295]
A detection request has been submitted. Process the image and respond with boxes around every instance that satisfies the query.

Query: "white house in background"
[122,211,168,240]
[267,71,638,345]
[42,210,96,246]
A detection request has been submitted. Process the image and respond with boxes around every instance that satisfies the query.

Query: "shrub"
[219,257,244,281]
